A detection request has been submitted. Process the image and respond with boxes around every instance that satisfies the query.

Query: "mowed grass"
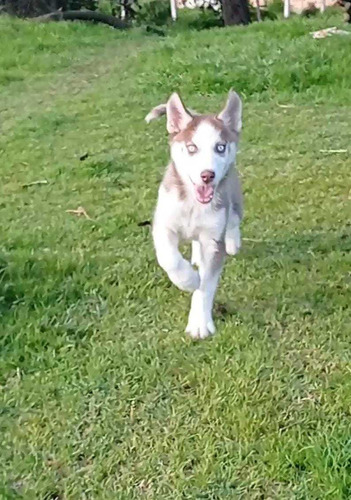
[1,11,351,498]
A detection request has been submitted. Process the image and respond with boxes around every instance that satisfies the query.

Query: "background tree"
[221,0,251,25]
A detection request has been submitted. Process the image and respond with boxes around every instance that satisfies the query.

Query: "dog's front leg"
[225,210,241,256]
[153,226,200,293]
[186,239,225,339]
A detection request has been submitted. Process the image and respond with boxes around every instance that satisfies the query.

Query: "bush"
[68,0,98,9]
[265,0,284,19]
[136,0,171,26]
[0,0,101,17]
[174,8,223,30]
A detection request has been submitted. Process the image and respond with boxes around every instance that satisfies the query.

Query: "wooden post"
[256,0,262,21]
[320,0,326,12]
[170,0,177,20]
[284,0,290,17]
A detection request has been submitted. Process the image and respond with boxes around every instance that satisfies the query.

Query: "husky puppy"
[146,91,243,339]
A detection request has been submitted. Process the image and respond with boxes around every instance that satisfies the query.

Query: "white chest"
[155,188,227,242]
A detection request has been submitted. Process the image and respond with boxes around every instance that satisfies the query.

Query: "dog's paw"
[176,268,200,293]
[184,268,200,292]
[169,263,200,293]
[185,290,215,339]
[186,319,215,340]
[225,227,241,256]
[225,238,239,256]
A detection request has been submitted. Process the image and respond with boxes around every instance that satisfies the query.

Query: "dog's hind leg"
[191,240,201,267]
[153,226,200,293]
[186,239,225,339]
[225,210,241,256]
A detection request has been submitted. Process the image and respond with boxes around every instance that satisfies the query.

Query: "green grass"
[1,11,351,498]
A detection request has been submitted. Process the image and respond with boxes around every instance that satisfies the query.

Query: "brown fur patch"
[170,115,205,143]
[209,116,239,143]
[162,162,187,200]
[170,115,238,145]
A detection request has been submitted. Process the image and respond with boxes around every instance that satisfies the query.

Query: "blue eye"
[215,143,226,154]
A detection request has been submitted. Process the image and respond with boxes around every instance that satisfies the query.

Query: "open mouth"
[195,184,214,204]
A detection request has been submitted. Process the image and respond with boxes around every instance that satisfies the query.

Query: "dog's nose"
[201,170,215,184]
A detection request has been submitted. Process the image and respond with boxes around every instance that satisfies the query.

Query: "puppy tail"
[145,104,167,124]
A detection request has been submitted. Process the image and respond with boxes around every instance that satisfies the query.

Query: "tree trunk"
[221,0,251,25]
[31,9,129,28]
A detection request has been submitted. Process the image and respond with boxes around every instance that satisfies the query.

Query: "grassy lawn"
[1,11,351,498]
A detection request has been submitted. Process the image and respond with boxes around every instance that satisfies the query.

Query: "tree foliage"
[0,0,96,16]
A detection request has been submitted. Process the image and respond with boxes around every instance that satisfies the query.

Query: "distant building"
[176,0,337,14]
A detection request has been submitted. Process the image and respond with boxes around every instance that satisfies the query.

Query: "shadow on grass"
[242,227,351,261]
[216,227,350,320]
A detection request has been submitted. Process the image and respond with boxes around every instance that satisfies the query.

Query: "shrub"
[0,0,98,17]
[136,0,171,26]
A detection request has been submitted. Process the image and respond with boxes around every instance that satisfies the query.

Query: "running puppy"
[146,91,243,339]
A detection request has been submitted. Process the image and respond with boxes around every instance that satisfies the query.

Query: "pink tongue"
[195,185,214,204]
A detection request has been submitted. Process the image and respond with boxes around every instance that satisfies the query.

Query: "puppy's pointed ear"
[166,93,193,134]
[217,90,242,133]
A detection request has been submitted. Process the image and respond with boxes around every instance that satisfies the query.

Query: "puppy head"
[167,91,242,204]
